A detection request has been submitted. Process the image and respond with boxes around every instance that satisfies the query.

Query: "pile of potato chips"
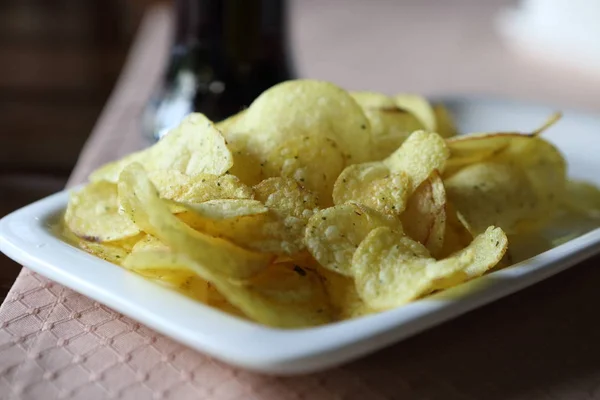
[62,79,600,328]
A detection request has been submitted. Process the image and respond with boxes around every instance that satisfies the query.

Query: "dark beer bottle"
[145,0,294,141]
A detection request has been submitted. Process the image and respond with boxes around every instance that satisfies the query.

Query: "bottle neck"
[172,0,291,77]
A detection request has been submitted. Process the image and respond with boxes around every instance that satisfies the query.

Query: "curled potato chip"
[239,80,372,163]
[400,170,446,257]
[176,199,267,220]
[384,130,449,192]
[264,135,346,206]
[118,163,272,279]
[351,226,507,310]
[91,114,233,183]
[128,250,330,328]
[438,202,473,258]
[60,225,133,265]
[180,178,317,255]
[224,134,265,187]
[305,203,400,276]
[317,266,373,320]
[351,91,424,160]
[394,94,436,132]
[562,180,600,218]
[492,136,566,224]
[253,177,320,220]
[333,162,410,215]
[131,234,169,253]
[445,113,562,178]
[445,162,539,234]
[433,104,458,138]
[149,171,253,203]
[124,250,204,288]
[64,180,140,242]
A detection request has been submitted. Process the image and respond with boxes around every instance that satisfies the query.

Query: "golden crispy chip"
[61,225,133,265]
[215,262,331,328]
[180,178,317,255]
[264,135,346,206]
[215,109,246,133]
[224,134,265,187]
[492,136,567,225]
[351,226,507,310]
[131,234,169,253]
[351,91,424,160]
[239,80,372,163]
[445,133,528,178]
[400,170,446,257]
[64,181,140,242]
[123,250,202,287]
[317,266,373,320]
[433,103,458,138]
[176,199,267,220]
[444,113,562,178]
[90,114,233,183]
[305,203,400,276]
[562,180,600,218]
[384,130,449,192]
[149,171,253,203]
[333,162,410,215]
[438,202,473,258]
[118,163,272,279]
[128,250,330,328]
[253,177,320,220]
[394,94,436,131]
[445,162,539,234]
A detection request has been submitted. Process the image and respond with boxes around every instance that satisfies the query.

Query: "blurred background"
[2,0,600,300]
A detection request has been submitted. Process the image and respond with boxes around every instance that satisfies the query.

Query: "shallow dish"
[2,97,599,375]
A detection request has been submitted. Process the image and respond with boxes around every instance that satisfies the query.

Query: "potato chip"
[351,226,507,310]
[238,80,372,163]
[562,179,600,218]
[149,171,253,203]
[124,250,202,287]
[351,91,424,160]
[223,134,265,186]
[263,135,346,206]
[128,250,330,328]
[60,225,132,265]
[400,170,446,257]
[394,94,436,132]
[317,266,373,320]
[444,113,562,178]
[253,177,320,220]
[118,163,272,279]
[176,199,267,220]
[492,136,567,224]
[433,103,458,138]
[215,109,246,133]
[90,114,233,183]
[64,180,140,242]
[131,234,169,253]
[180,178,317,255]
[305,203,400,276]
[445,162,539,234]
[384,130,449,192]
[333,162,410,215]
[215,262,331,328]
[438,202,473,258]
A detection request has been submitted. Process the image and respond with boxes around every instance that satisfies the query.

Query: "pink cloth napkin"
[2,3,600,400]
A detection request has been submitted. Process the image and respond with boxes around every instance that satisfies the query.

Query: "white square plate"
[2,97,600,375]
